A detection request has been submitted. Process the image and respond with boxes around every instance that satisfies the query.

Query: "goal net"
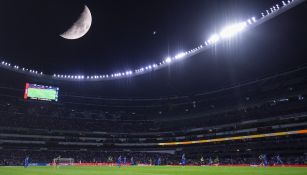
[53,157,74,166]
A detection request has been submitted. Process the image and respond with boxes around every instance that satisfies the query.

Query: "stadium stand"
[0,65,307,166]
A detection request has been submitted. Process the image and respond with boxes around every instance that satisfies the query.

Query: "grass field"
[0,166,307,175]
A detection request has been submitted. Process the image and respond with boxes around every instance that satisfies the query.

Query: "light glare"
[220,22,247,38]
[208,34,220,44]
[175,52,186,59]
[165,57,172,63]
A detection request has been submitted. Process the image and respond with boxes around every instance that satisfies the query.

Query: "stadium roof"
[0,0,306,97]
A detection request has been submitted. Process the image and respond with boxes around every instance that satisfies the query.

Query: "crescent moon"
[60,5,92,40]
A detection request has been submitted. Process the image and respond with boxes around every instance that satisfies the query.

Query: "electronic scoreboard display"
[24,83,59,101]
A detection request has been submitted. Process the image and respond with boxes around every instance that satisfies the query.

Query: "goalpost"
[53,157,74,166]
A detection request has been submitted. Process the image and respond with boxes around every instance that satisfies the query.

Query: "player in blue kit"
[259,154,268,166]
[156,157,161,166]
[123,156,127,166]
[117,156,122,168]
[24,156,30,168]
[181,154,186,166]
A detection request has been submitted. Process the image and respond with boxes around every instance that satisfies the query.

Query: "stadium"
[0,0,307,175]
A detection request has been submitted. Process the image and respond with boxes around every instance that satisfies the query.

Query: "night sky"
[0,0,306,97]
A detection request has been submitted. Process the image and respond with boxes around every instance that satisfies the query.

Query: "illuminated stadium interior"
[0,0,307,175]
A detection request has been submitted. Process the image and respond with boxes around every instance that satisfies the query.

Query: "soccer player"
[24,156,30,168]
[123,156,127,166]
[276,155,283,165]
[263,154,268,166]
[157,157,161,166]
[259,154,264,166]
[214,156,219,165]
[208,157,213,165]
[117,155,122,168]
[259,154,268,166]
[181,154,186,166]
[107,156,113,163]
[200,156,204,165]
[130,157,134,166]
[54,156,61,168]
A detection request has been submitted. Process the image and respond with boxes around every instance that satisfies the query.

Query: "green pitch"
[0,166,307,175]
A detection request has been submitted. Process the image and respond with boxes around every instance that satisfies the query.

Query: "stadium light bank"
[0,0,305,82]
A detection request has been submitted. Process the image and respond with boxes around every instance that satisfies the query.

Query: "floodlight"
[282,1,286,5]
[220,22,246,39]
[175,52,186,59]
[208,34,220,44]
[165,57,172,63]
